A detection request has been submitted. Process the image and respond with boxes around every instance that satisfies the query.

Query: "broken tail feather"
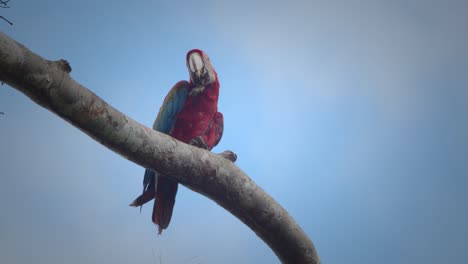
[153,177,178,234]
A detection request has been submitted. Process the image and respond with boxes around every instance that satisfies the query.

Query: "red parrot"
[130,49,223,234]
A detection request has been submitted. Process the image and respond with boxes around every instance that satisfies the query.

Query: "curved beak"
[189,52,204,78]
[188,52,207,85]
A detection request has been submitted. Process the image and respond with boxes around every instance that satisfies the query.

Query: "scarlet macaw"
[130,49,224,234]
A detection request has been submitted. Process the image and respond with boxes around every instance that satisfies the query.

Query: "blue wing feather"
[153,80,190,133]
[142,81,190,196]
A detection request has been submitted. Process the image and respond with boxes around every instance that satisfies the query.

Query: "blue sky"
[1,0,467,263]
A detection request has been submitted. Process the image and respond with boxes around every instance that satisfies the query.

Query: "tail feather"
[129,173,156,208]
[153,177,178,234]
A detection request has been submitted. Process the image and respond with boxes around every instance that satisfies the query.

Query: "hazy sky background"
[1,0,467,263]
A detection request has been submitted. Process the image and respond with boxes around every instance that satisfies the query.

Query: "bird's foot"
[219,150,237,162]
[189,136,208,149]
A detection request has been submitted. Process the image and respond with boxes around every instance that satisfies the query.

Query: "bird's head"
[186,49,217,96]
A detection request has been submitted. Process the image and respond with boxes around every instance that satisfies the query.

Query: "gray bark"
[0,31,320,264]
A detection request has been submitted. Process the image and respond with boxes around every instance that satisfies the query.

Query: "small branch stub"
[56,59,72,73]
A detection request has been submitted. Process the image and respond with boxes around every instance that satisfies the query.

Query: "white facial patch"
[189,52,204,73]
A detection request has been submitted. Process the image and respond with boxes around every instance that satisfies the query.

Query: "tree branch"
[0,0,12,25]
[0,31,320,264]
[0,16,12,25]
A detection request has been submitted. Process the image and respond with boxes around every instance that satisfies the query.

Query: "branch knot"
[56,59,72,73]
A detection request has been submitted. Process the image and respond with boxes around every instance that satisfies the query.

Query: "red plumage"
[171,79,222,147]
